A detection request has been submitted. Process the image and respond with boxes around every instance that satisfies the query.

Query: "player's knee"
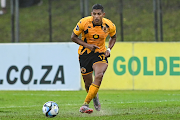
[95,72,104,80]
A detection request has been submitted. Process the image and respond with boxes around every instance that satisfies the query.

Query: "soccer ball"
[42,101,59,118]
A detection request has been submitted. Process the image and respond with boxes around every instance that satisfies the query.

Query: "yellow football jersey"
[73,16,116,55]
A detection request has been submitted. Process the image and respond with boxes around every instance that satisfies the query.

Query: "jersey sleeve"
[109,23,116,37]
[73,19,84,36]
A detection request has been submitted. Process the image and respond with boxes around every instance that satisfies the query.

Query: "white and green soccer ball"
[42,101,59,118]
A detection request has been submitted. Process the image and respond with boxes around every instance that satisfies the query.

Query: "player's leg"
[79,73,94,114]
[92,63,108,111]
[83,63,108,110]
[82,72,101,111]
[93,63,108,86]
[82,73,93,92]
[93,92,100,111]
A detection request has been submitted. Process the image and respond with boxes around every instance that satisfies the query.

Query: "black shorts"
[79,52,108,75]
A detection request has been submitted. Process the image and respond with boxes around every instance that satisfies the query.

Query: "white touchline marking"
[12,94,77,96]
[12,93,180,97]
[0,105,41,109]
[104,99,180,104]
[167,94,180,96]
[0,99,179,109]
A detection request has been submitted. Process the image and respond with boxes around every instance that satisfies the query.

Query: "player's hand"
[105,50,110,57]
[87,44,100,51]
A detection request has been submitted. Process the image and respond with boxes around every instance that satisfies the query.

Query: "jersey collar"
[91,17,104,27]
[92,21,102,27]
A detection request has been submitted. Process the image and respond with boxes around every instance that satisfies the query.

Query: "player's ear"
[103,12,105,17]
[91,12,93,16]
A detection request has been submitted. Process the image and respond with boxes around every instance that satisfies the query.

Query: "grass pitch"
[0,90,180,120]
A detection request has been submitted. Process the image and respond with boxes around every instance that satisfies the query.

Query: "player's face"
[91,9,105,25]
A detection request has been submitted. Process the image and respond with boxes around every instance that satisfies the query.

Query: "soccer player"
[71,4,116,114]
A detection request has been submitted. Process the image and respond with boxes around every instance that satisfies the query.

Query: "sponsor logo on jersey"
[93,34,99,39]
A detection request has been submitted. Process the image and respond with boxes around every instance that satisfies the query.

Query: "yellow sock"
[83,83,99,105]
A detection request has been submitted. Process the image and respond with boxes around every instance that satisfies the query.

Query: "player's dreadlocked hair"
[92,4,104,12]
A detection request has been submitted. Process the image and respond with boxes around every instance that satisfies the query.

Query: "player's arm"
[108,34,116,50]
[71,32,89,48]
[105,22,117,57]
[71,32,99,51]
[105,34,116,57]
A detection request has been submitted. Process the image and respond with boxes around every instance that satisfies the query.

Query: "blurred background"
[0,0,180,43]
